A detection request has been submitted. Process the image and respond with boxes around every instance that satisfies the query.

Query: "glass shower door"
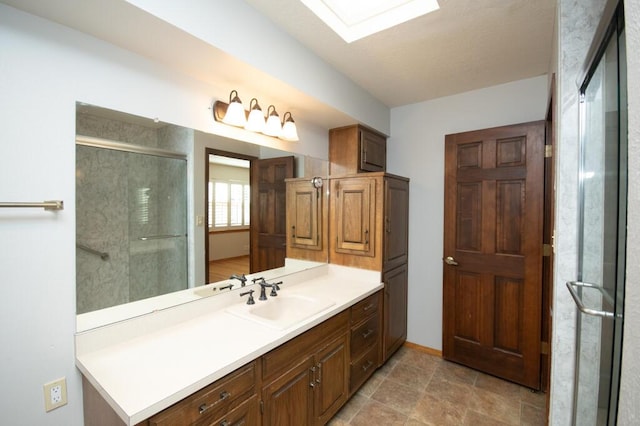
[76,144,188,314]
[567,5,626,425]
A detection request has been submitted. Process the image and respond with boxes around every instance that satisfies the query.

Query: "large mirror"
[75,103,328,331]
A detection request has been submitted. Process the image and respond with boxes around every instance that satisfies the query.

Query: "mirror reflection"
[75,103,328,330]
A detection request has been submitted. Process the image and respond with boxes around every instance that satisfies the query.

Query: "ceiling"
[244,0,557,107]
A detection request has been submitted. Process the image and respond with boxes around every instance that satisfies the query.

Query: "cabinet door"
[383,177,409,270]
[332,178,376,257]
[313,334,349,425]
[287,180,322,250]
[262,357,314,426]
[383,263,408,362]
[360,128,386,172]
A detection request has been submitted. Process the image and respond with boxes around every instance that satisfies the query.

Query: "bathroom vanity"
[76,264,383,425]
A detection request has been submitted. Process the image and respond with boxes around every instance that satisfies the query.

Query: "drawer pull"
[198,390,231,414]
[362,329,374,339]
[316,363,322,384]
[363,303,374,312]
[220,421,229,426]
[361,360,374,372]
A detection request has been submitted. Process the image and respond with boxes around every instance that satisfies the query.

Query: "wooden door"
[262,357,314,426]
[443,121,544,389]
[250,156,294,273]
[332,177,376,257]
[383,177,409,271]
[313,335,349,425]
[383,263,408,362]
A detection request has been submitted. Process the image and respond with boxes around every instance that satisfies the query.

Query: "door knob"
[444,256,459,266]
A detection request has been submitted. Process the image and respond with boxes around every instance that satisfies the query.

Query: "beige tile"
[474,373,522,404]
[433,360,479,386]
[377,356,399,377]
[405,419,430,426]
[386,362,435,392]
[370,378,422,415]
[425,372,475,407]
[521,402,547,426]
[463,409,513,426]
[327,418,350,426]
[467,386,521,425]
[349,400,408,426]
[357,371,384,397]
[394,347,442,372]
[520,387,547,408]
[410,392,466,426]
[334,393,368,422]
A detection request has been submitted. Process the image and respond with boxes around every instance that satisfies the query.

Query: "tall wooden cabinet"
[329,173,409,362]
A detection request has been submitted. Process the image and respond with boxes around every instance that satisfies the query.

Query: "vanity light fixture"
[245,98,265,132]
[280,112,299,141]
[221,90,247,127]
[212,91,299,141]
[263,105,282,137]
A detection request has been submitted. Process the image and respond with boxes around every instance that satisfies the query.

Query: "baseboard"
[403,341,442,357]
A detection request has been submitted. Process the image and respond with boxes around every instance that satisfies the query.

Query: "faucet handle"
[251,277,265,285]
[269,281,283,297]
[239,289,255,305]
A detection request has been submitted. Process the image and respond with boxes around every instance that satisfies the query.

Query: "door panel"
[443,121,544,389]
[250,156,294,273]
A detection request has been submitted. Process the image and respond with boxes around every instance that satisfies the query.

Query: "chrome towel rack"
[76,243,109,261]
[0,200,64,210]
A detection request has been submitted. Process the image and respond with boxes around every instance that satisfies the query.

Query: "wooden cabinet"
[329,125,386,176]
[383,264,408,361]
[329,174,408,272]
[285,178,328,263]
[329,173,409,363]
[349,291,382,394]
[144,361,258,426]
[261,311,349,426]
[331,177,377,258]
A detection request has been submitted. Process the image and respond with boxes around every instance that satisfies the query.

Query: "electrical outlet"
[43,377,67,412]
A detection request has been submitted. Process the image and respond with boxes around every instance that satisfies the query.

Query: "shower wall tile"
[76,113,190,315]
[551,1,608,425]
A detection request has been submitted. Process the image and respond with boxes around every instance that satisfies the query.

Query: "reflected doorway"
[205,149,254,284]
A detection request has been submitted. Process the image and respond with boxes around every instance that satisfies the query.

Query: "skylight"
[300,0,440,43]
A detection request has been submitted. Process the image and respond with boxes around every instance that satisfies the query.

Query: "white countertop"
[75,264,382,425]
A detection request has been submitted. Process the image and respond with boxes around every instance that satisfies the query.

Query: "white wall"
[388,75,548,350]
[0,5,329,425]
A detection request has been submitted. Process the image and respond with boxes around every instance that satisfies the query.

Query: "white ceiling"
[244,0,557,107]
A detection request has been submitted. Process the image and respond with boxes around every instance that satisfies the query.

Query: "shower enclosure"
[76,140,188,314]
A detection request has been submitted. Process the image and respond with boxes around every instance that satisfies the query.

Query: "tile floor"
[329,345,547,426]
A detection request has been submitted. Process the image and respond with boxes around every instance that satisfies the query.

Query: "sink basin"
[226,294,335,330]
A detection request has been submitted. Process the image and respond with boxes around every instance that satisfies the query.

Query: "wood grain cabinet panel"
[285,178,328,263]
[146,362,257,426]
[329,125,386,176]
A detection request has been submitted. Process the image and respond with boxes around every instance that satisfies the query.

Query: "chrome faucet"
[218,283,233,291]
[229,274,247,287]
[252,277,281,300]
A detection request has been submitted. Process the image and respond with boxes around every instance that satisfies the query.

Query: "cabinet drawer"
[350,315,379,359]
[350,292,380,325]
[148,362,256,426]
[202,394,259,426]
[262,310,349,382]
[349,344,379,394]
